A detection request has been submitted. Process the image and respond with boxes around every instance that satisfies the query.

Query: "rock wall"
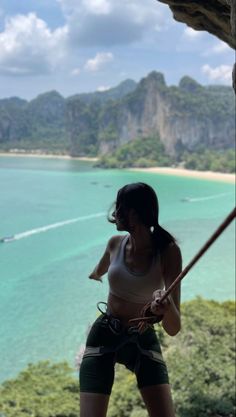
[94,72,235,156]
[158,0,236,91]
[158,0,235,48]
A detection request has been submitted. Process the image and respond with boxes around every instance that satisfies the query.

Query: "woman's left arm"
[152,243,182,336]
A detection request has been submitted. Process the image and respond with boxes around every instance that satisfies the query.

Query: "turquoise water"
[0,156,235,382]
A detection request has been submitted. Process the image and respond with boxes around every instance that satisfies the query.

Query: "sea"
[0,156,235,382]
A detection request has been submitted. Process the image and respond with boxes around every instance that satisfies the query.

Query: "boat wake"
[1,212,106,243]
[181,192,232,203]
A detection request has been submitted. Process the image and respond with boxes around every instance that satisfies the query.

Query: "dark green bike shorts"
[79,315,169,395]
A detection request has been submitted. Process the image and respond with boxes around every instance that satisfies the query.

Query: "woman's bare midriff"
[107,292,146,326]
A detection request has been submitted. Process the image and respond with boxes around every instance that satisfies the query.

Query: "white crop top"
[108,235,164,304]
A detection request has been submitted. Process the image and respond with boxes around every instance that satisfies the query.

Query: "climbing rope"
[129,206,236,326]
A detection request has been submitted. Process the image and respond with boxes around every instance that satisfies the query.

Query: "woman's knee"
[140,384,176,417]
[80,392,110,417]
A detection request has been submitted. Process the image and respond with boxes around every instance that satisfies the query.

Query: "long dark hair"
[108,182,176,253]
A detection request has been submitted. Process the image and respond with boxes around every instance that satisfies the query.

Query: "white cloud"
[211,41,231,54]
[82,0,111,15]
[176,26,207,52]
[0,13,68,76]
[84,52,113,72]
[57,0,169,46]
[202,64,232,83]
[202,40,232,57]
[96,85,111,91]
[183,27,203,40]
[71,67,81,76]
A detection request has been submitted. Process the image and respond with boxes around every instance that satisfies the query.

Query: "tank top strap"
[115,234,129,263]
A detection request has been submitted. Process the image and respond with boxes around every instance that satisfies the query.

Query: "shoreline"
[129,166,235,184]
[0,152,235,183]
[0,151,98,162]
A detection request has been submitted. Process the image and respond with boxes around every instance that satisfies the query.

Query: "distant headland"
[0,71,235,174]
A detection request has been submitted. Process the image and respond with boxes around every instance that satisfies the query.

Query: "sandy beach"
[130,166,235,184]
[0,151,98,162]
[0,152,235,183]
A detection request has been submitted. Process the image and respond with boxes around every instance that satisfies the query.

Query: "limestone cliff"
[0,98,28,143]
[0,72,234,158]
[73,71,234,157]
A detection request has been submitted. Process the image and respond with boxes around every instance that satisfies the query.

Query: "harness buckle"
[109,317,123,335]
[97,301,124,335]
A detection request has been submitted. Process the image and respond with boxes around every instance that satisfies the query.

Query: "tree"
[0,362,80,417]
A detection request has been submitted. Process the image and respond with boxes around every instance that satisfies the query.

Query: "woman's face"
[112,200,128,231]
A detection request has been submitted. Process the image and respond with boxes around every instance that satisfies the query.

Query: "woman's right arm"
[88,236,120,282]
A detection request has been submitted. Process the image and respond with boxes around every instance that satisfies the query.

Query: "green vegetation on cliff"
[0,362,80,417]
[0,299,235,417]
[182,149,236,173]
[97,137,235,172]
[97,136,173,168]
[169,77,233,118]
[0,91,68,154]
[76,79,137,105]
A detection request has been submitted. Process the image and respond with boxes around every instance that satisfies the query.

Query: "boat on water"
[0,236,15,243]
[180,197,191,202]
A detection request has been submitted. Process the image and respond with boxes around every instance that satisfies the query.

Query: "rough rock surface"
[158,0,235,49]
[67,72,235,156]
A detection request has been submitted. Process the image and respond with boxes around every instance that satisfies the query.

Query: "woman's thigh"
[79,354,115,417]
[79,353,115,395]
[79,316,116,417]
[80,316,117,395]
[140,384,176,417]
[80,392,110,417]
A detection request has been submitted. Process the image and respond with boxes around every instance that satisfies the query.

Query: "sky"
[0,0,234,100]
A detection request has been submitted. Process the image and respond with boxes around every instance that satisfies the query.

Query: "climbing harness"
[97,301,140,335]
[129,206,236,326]
[81,313,167,387]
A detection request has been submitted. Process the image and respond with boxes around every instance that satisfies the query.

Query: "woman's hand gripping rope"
[130,207,236,333]
[151,289,171,315]
[129,289,170,333]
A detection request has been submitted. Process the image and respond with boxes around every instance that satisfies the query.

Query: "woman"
[79,182,182,417]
